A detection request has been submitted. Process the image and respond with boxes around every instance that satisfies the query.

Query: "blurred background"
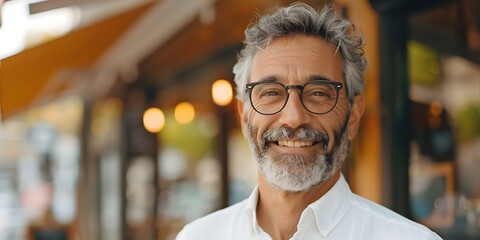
[0,0,478,239]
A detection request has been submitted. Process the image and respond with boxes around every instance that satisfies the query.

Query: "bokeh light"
[212,79,233,106]
[174,102,195,124]
[143,107,165,133]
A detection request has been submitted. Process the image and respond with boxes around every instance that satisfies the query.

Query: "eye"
[253,83,285,98]
[307,88,331,98]
[312,91,329,97]
[261,89,282,97]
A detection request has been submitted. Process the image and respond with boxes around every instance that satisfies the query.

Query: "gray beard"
[247,115,350,193]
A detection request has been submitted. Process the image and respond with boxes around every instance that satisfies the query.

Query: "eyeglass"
[246,80,343,115]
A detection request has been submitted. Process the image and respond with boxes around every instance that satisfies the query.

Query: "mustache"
[261,127,329,151]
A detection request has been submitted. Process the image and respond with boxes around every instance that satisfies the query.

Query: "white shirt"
[176,175,442,240]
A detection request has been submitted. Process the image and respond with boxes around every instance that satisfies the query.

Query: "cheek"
[248,112,276,141]
[246,110,263,140]
[324,109,346,130]
[321,103,349,150]
[335,94,350,111]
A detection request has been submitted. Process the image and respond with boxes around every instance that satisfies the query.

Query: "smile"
[277,140,315,148]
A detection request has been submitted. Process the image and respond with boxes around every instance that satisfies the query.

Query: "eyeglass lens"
[249,81,340,115]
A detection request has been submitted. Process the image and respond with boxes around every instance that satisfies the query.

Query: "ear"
[347,95,365,140]
[237,100,249,138]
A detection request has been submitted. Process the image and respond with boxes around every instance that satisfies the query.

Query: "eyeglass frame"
[245,79,343,115]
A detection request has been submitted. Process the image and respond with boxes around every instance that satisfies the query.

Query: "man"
[177,3,442,240]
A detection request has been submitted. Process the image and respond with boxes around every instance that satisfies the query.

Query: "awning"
[0,2,152,120]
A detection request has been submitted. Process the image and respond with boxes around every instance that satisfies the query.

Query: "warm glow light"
[212,79,233,106]
[175,102,195,124]
[143,107,165,133]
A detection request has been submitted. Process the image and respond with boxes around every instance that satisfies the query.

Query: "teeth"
[278,140,314,148]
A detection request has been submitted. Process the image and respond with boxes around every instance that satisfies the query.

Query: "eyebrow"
[308,74,336,82]
[254,74,337,83]
[254,75,279,83]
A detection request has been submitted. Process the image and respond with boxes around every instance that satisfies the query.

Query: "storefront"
[0,97,84,239]
[371,0,479,238]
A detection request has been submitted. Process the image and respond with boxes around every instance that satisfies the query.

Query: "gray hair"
[233,3,367,102]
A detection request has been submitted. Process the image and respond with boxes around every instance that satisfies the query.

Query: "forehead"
[250,35,344,83]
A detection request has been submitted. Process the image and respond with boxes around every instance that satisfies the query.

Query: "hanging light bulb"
[143,107,165,133]
[212,79,233,106]
[174,102,195,124]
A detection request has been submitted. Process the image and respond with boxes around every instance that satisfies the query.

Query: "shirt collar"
[244,185,262,235]
[308,174,352,237]
[242,175,352,238]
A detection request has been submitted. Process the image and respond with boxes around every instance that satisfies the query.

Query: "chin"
[257,153,333,192]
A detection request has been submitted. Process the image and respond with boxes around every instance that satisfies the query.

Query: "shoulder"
[175,200,250,240]
[347,193,442,240]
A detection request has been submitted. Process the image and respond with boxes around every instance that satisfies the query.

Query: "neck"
[256,171,340,240]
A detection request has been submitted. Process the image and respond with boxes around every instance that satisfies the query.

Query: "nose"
[277,90,312,129]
